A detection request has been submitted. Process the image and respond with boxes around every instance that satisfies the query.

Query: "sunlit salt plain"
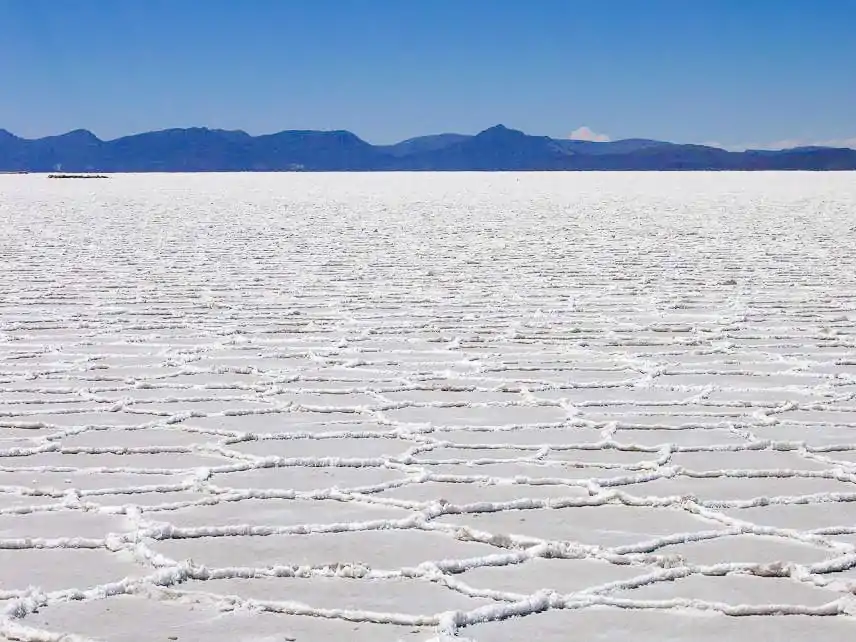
[1,172,856,641]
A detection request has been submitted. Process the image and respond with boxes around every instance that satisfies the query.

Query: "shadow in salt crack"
[614,573,842,607]
[180,575,492,617]
[381,389,523,404]
[125,399,276,415]
[0,411,161,429]
[92,387,255,402]
[384,404,567,427]
[86,491,207,508]
[457,557,647,595]
[660,373,828,389]
[151,529,500,570]
[0,509,131,539]
[410,446,545,462]
[483,369,640,386]
[227,436,418,459]
[613,428,747,448]
[273,391,383,408]
[183,412,372,434]
[583,412,747,428]
[777,409,856,426]
[417,461,636,481]
[0,400,107,414]
[545,448,659,466]
[0,492,61,510]
[56,427,216,448]
[378,480,587,504]
[20,595,430,642]
[460,606,856,642]
[158,497,409,529]
[433,426,604,445]
[157,373,279,387]
[436,504,719,548]
[533,387,690,404]
[705,388,834,405]
[0,548,146,593]
[0,470,184,493]
[723,501,856,530]
[208,464,407,493]
[655,534,835,566]
[0,451,231,470]
[670,449,830,472]
[749,422,856,447]
[627,475,856,502]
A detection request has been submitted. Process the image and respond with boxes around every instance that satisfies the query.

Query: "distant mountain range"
[2,124,855,172]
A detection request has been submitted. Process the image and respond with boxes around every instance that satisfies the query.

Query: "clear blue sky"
[1,0,855,147]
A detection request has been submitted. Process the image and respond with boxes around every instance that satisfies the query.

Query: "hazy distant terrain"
[2,125,856,172]
[2,173,856,641]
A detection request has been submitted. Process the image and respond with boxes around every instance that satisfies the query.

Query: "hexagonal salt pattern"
[2,172,856,641]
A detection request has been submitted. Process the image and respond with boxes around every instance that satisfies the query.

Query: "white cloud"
[568,126,610,142]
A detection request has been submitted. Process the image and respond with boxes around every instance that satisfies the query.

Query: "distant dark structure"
[48,174,109,179]
[2,125,855,172]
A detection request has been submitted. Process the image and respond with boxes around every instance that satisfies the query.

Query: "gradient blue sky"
[1,0,855,148]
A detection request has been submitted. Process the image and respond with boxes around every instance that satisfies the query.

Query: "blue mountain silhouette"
[2,125,854,172]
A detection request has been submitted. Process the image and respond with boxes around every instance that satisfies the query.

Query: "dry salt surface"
[1,172,856,641]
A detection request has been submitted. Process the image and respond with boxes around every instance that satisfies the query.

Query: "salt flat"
[1,171,856,641]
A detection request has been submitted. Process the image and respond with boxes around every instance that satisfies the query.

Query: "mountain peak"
[55,129,100,143]
[479,124,518,134]
[475,124,530,141]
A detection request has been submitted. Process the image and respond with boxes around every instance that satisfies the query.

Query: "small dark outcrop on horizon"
[1,125,854,172]
[48,173,109,179]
